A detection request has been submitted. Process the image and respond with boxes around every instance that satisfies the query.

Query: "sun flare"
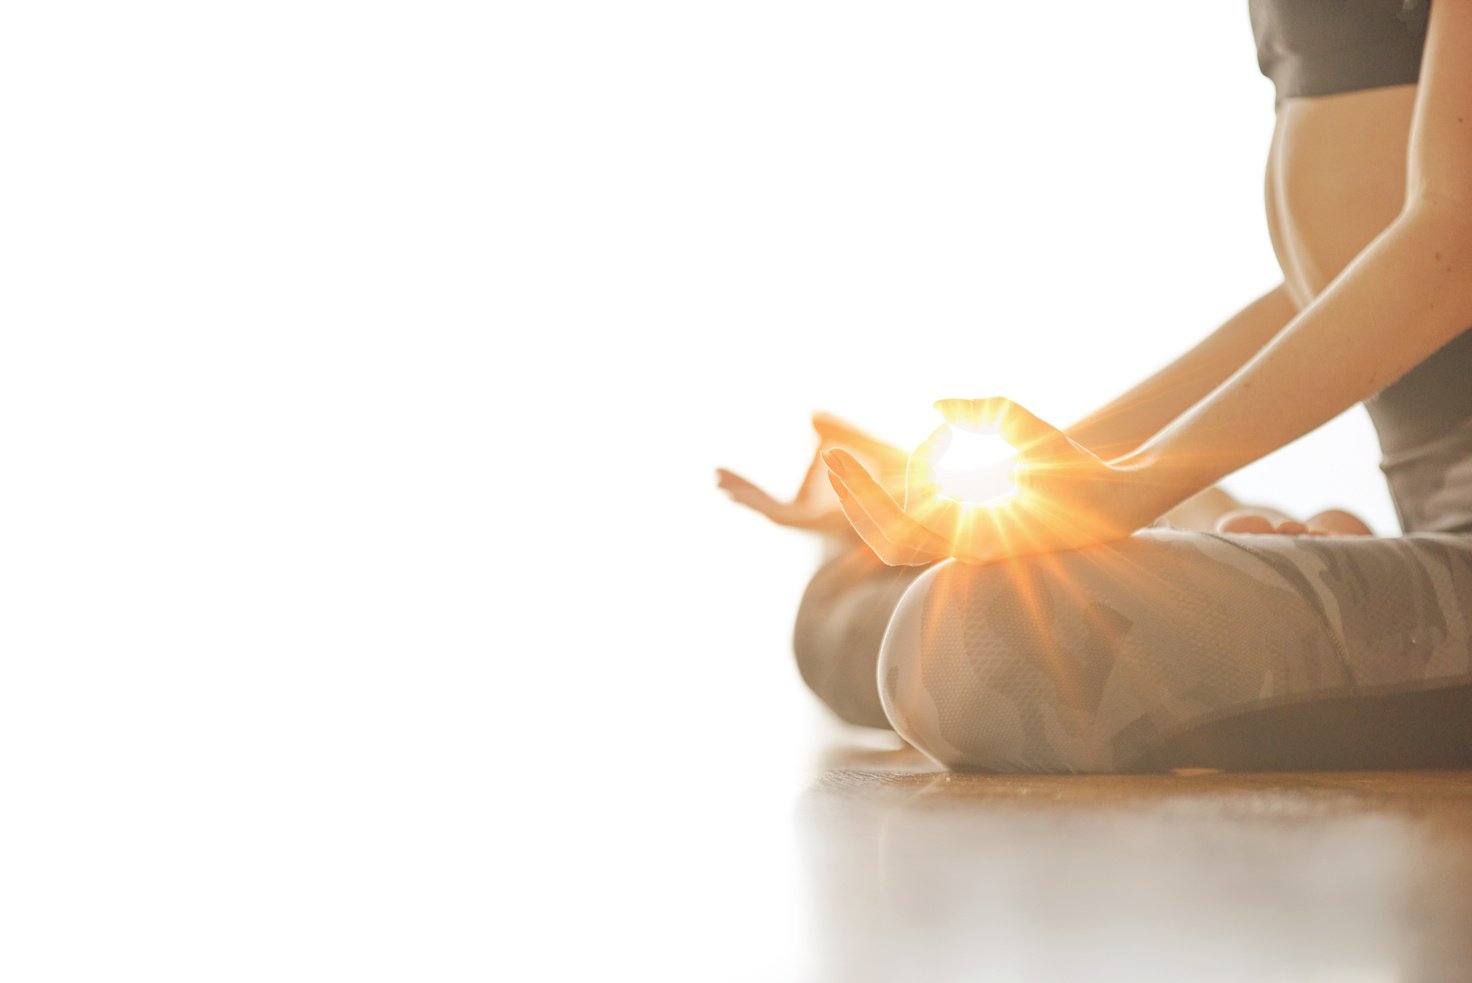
[929,428,1017,506]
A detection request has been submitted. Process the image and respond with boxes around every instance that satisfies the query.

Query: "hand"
[823,397,1150,566]
[716,412,908,536]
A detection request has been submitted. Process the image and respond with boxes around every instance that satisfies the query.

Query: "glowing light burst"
[928,427,1017,506]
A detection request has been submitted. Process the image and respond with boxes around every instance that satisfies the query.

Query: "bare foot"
[1303,508,1374,536]
[1216,506,1372,537]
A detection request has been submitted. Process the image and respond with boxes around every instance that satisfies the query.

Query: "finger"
[904,425,953,506]
[913,423,954,461]
[828,473,943,565]
[716,468,808,526]
[1275,520,1309,536]
[824,448,916,536]
[827,472,901,559]
[795,444,832,501]
[811,413,907,467]
[932,398,986,431]
[989,399,1068,453]
[715,468,783,511]
[715,467,752,491]
[826,450,950,559]
[934,397,1067,454]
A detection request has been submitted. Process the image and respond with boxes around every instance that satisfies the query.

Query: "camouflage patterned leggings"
[795,531,1472,772]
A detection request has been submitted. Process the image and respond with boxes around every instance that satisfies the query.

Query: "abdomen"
[1265,84,1415,305]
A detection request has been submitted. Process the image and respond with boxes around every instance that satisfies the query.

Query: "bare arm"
[823,3,1472,567]
[1066,284,1299,461]
[1118,1,1472,520]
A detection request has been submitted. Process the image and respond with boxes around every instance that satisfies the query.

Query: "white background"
[3,2,1398,980]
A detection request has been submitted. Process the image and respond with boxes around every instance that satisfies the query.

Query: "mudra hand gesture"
[716,412,909,538]
[823,397,1146,566]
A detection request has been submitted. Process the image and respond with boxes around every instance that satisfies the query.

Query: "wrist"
[1108,450,1208,528]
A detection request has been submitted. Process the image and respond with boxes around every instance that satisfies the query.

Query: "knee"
[878,552,1122,773]
[793,552,920,729]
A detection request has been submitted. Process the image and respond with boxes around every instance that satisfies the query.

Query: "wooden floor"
[799,738,1472,982]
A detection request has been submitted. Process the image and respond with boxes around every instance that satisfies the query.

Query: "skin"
[716,413,908,540]
[815,3,1472,567]
[722,54,1378,546]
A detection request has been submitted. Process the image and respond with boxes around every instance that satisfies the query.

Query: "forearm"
[1119,202,1472,519]
[1066,284,1298,460]
[1115,0,1472,523]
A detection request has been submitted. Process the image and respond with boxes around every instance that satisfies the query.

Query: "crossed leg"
[877,529,1472,772]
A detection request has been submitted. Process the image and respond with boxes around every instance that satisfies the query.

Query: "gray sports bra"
[1249,0,1430,103]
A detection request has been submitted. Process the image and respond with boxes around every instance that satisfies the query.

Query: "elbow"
[1402,190,1472,249]
[1396,193,1472,339]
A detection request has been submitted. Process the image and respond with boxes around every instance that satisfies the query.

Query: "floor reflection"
[799,742,1472,982]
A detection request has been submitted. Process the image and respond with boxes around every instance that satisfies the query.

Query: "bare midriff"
[1267,81,1472,527]
[1266,83,1417,309]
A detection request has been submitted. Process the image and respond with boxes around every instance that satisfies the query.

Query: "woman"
[719,0,1472,772]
